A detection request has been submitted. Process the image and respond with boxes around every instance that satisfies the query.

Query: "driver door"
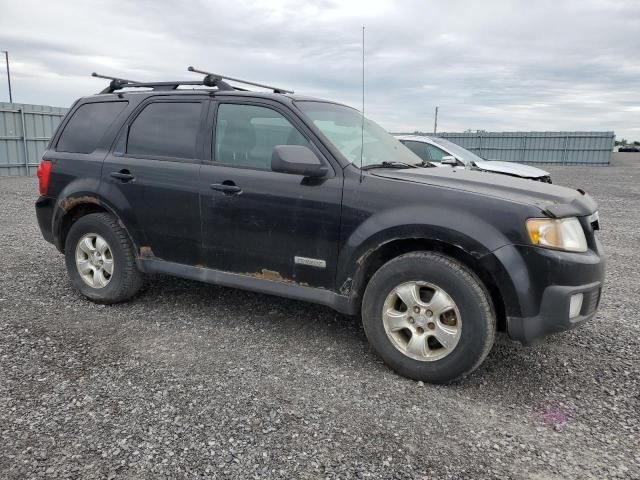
[199,101,343,289]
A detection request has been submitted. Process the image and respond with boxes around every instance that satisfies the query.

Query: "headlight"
[526,217,587,252]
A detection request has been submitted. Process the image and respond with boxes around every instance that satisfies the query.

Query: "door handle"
[110,170,135,182]
[210,183,242,195]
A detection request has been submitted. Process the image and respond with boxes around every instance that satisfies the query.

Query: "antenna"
[360,25,365,182]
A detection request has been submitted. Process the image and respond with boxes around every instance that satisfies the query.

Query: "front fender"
[336,204,513,295]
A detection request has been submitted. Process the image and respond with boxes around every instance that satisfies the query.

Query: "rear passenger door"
[100,97,208,266]
[199,100,343,289]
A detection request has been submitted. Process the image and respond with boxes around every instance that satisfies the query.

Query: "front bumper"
[481,240,605,344]
[506,281,602,344]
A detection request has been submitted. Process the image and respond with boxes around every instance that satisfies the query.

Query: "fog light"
[569,293,584,319]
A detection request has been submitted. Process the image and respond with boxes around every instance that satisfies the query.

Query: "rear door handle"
[210,183,242,195]
[110,170,135,182]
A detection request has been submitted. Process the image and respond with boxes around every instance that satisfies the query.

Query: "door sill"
[138,258,356,315]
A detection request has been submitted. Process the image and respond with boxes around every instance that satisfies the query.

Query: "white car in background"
[395,135,552,183]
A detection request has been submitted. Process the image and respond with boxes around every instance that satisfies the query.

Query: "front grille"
[582,288,601,316]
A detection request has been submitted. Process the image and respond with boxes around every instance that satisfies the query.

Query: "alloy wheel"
[382,281,461,361]
[75,233,114,289]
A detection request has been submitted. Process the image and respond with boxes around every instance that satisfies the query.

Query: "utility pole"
[1,51,12,103]
[433,106,439,135]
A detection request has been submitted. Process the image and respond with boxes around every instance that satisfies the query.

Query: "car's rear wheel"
[362,251,495,383]
[64,213,142,303]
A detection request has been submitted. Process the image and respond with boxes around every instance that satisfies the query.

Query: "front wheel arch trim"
[347,237,509,331]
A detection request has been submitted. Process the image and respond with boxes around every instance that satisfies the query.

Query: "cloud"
[0,0,638,138]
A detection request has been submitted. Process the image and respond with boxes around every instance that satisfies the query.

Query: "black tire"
[362,252,495,384]
[64,212,143,304]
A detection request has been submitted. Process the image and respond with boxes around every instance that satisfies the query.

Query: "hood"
[371,167,596,217]
[473,160,550,178]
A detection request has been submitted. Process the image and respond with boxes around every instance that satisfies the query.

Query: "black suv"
[35,70,605,383]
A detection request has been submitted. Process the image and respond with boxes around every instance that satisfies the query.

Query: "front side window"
[214,103,310,170]
[425,144,448,162]
[296,101,422,167]
[127,102,203,159]
[402,140,433,163]
[57,101,127,154]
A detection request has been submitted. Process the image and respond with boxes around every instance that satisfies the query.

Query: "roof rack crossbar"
[91,68,293,94]
[92,73,237,93]
[187,66,294,94]
[92,72,140,94]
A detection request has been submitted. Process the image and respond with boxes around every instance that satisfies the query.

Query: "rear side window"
[127,102,203,159]
[57,102,127,154]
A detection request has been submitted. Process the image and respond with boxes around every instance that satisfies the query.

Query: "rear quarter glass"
[56,101,128,154]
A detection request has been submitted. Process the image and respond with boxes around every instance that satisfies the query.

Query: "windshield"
[296,101,423,167]
[431,137,486,164]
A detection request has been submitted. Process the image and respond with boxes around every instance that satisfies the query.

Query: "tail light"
[37,160,53,196]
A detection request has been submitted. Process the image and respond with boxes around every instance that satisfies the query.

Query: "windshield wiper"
[362,161,419,170]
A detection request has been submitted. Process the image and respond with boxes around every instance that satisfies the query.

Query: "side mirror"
[441,155,457,166]
[271,145,328,177]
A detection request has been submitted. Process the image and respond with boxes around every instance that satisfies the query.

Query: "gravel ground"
[1,165,639,479]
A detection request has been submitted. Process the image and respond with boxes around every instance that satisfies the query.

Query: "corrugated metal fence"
[435,131,614,165]
[0,102,67,176]
[1,103,615,175]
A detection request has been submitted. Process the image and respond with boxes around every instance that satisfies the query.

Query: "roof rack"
[92,72,236,94]
[92,73,140,94]
[91,68,294,95]
[187,66,294,94]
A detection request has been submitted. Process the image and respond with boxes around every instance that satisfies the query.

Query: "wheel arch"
[54,195,142,258]
[346,236,507,332]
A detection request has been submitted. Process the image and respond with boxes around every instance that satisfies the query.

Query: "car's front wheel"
[64,213,143,304]
[362,252,495,383]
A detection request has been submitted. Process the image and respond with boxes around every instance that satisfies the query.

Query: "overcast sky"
[1,0,639,139]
